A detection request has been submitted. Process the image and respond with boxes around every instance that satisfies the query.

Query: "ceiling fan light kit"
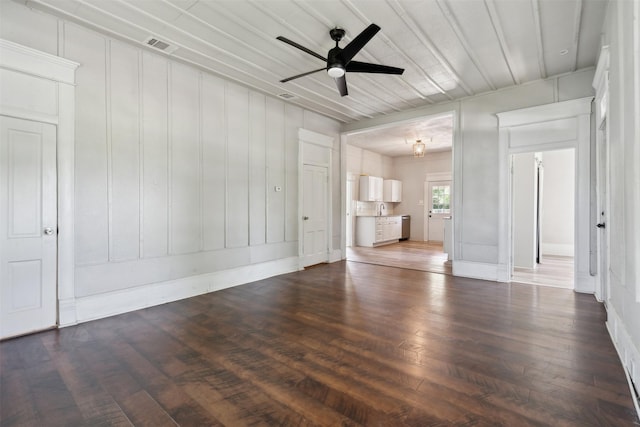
[327,66,345,78]
[277,24,404,97]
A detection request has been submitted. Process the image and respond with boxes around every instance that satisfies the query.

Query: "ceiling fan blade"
[341,24,380,63]
[335,75,348,97]
[276,36,327,62]
[280,67,326,83]
[346,61,404,75]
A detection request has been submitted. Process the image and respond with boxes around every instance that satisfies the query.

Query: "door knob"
[44,227,54,235]
[303,216,309,220]
[596,223,606,229]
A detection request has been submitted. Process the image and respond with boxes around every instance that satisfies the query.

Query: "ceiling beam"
[436,0,497,91]
[570,0,584,72]
[387,0,474,96]
[530,0,547,79]
[484,0,520,85]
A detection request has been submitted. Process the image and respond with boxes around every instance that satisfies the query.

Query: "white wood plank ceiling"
[24,0,606,125]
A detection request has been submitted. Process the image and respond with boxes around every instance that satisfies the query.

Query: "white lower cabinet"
[356,216,402,247]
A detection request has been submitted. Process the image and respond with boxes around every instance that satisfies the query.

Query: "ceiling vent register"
[144,37,178,54]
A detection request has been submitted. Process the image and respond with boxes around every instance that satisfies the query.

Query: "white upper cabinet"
[359,175,383,201]
[383,179,402,202]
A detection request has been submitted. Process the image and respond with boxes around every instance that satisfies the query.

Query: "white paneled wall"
[67,25,109,266]
[141,52,169,258]
[110,41,140,262]
[56,22,339,298]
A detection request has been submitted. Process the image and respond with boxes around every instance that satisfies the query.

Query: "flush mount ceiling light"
[413,139,426,157]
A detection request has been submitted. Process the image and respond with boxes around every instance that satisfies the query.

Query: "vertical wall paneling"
[169,62,200,254]
[199,73,204,251]
[265,97,285,243]
[3,1,342,317]
[108,41,140,261]
[225,83,250,248]
[201,74,226,250]
[285,104,303,242]
[249,92,267,246]
[65,25,109,265]
[141,52,169,258]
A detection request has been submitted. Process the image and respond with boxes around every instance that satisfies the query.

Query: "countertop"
[356,214,406,217]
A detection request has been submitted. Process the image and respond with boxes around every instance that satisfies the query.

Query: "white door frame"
[592,46,610,303]
[497,97,595,293]
[301,164,328,267]
[0,40,79,326]
[298,128,334,269]
[424,173,452,242]
[340,109,460,263]
[345,174,357,247]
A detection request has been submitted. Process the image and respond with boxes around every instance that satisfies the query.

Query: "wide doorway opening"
[343,112,455,274]
[510,148,575,289]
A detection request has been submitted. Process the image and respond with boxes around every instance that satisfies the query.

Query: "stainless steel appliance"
[401,215,410,241]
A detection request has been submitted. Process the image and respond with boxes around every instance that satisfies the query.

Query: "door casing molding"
[298,128,335,269]
[0,39,79,326]
[496,97,594,293]
[424,173,452,242]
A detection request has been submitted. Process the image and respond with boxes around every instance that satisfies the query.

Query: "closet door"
[0,116,57,339]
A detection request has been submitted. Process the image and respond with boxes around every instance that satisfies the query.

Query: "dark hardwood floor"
[1,261,638,426]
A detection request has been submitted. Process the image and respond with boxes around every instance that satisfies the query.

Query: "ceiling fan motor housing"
[329,27,346,42]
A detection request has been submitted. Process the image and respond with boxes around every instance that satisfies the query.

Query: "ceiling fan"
[277,24,405,97]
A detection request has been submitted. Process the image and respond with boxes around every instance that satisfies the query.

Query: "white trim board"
[606,305,640,420]
[0,39,79,84]
[452,260,500,282]
[541,243,574,257]
[71,257,299,324]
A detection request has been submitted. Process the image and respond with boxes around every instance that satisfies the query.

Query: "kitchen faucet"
[378,203,386,216]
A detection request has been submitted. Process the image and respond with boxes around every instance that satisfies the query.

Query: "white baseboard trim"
[66,256,300,325]
[452,260,499,282]
[606,304,640,420]
[58,298,77,327]
[541,243,574,257]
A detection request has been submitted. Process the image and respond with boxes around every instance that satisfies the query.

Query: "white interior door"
[426,181,451,242]
[597,120,609,303]
[0,116,57,339]
[302,164,328,267]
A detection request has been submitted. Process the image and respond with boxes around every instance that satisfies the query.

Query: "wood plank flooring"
[513,255,574,289]
[1,261,638,426]
[347,240,452,275]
